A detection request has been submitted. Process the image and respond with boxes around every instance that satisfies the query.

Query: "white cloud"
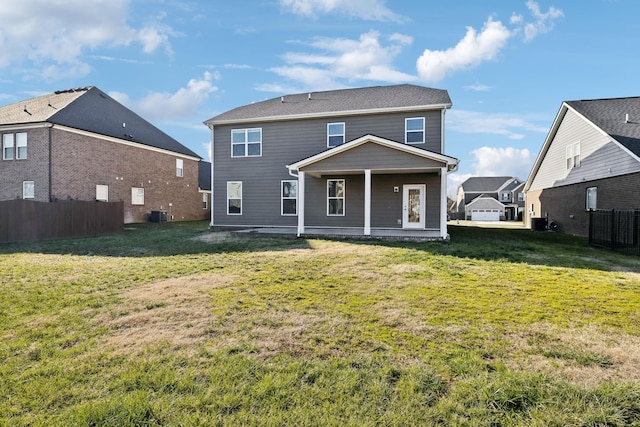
[522,0,564,42]
[471,146,532,178]
[264,30,416,91]
[463,84,492,92]
[109,72,218,122]
[447,173,473,199]
[279,0,407,23]
[448,110,548,141]
[0,0,176,79]
[416,18,512,83]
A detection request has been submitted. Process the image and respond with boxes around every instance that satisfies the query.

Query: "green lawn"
[1,222,639,426]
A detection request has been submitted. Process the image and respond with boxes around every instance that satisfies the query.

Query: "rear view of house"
[0,87,206,223]
[525,97,640,236]
[205,84,458,239]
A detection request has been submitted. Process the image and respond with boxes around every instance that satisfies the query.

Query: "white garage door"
[471,209,500,221]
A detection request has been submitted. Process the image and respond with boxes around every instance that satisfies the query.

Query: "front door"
[402,184,426,229]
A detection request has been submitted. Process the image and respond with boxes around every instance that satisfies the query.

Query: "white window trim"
[15,132,27,160]
[227,181,242,215]
[281,180,298,216]
[231,128,262,158]
[176,158,184,177]
[566,141,580,169]
[327,179,345,216]
[327,122,345,148]
[131,187,145,205]
[586,186,597,211]
[405,117,425,144]
[3,134,14,160]
[22,180,34,199]
[96,185,109,202]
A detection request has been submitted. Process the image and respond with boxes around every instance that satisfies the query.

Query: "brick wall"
[535,172,640,236]
[50,128,204,223]
[0,127,51,201]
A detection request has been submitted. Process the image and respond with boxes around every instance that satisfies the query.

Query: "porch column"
[364,169,371,236]
[297,171,305,237]
[440,167,448,239]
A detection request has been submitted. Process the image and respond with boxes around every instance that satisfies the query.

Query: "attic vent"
[308,93,311,100]
[281,96,284,103]
[23,105,32,116]
[625,113,630,123]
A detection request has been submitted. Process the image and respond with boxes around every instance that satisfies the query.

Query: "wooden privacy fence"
[0,199,124,243]
[589,209,640,256]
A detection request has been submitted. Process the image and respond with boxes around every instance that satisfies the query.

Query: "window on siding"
[281,180,297,215]
[405,117,425,144]
[231,128,262,157]
[3,134,14,160]
[22,181,34,199]
[566,141,580,169]
[15,133,27,159]
[327,123,345,147]
[96,185,109,202]
[176,158,184,177]
[327,179,345,216]
[517,192,525,202]
[586,187,597,211]
[131,187,145,205]
[227,181,242,215]
[500,192,511,202]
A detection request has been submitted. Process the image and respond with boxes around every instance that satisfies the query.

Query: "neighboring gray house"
[455,176,525,221]
[204,84,459,239]
[525,96,640,236]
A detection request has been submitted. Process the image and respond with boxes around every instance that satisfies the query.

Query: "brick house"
[525,96,640,236]
[0,86,207,223]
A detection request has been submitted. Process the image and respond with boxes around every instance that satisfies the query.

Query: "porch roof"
[287,134,458,177]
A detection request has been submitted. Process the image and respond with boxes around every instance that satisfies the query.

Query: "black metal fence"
[0,199,124,243]
[589,209,640,255]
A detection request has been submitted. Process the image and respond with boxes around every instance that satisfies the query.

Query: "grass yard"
[1,221,639,426]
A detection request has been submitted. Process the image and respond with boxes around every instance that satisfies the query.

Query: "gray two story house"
[204,84,459,239]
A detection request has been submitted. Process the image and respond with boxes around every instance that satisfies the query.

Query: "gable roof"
[0,86,200,159]
[565,97,640,157]
[205,84,452,125]
[525,96,640,191]
[459,176,519,193]
[287,134,458,173]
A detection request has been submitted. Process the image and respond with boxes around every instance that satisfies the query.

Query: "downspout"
[47,123,53,201]
[208,124,215,228]
[441,109,446,153]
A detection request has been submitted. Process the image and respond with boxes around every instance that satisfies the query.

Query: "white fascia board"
[524,103,569,192]
[0,122,52,131]
[205,104,452,126]
[53,124,201,161]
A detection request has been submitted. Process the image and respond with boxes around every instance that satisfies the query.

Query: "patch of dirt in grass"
[506,324,640,386]
[192,231,235,244]
[98,273,236,353]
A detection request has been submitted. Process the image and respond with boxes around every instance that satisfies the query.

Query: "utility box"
[150,210,167,223]
[530,217,547,231]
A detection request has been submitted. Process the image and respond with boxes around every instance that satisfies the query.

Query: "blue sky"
[1,0,639,195]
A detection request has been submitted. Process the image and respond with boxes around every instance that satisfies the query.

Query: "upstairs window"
[500,192,511,202]
[405,117,425,144]
[16,133,27,159]
[517,192,525,202]
[566,141,580,169]
[232,128,262,157]
[3,134,14,160]
[586,187,597,211]
[327,123,345,147]
[176,158,184,177]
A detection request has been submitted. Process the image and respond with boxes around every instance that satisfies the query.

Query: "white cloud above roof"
[0,0,176,79]
[279,0,407,23]
[472,146,532,177]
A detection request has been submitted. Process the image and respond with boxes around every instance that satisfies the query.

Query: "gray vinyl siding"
[529,108,640,191]
[212,109,445,227]
[300,142,445,173]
